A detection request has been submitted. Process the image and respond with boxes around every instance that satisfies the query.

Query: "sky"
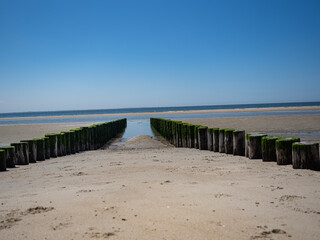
[0,0,320,113]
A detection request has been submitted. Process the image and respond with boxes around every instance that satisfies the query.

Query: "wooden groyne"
[0,118,127,171]
[150,118,319,171]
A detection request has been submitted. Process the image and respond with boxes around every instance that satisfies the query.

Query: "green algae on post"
[261,136,278,162]
[247,133,267,159]
[276,137,300,165]
[44,134,58,158]
[21,140,37,163]
[213,128,220,152]
[33,138,45,161]
[292,142,319,170]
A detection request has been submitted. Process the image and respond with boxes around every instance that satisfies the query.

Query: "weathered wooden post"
[188,124,195,148]
[88,127,95,150]
[292,142,319,170]
[0,150,6,171]
[198,126,208,150]
[194,125,199,149]
[60,133,66,156]
[75,129,81,152]
[233,130,245,156]
[21,140,37,163]
[44,134,57,158]
[34,138,45,161]
[56,134,63,157]
[80,127,86,151]
[177,122,182,147]
[44,137,50,159]
[261,136,278,162]
[276,137,300,165]
[247,133,267,159]
[21,142,29,164]
[0,146,16,168]
[207,128,214,151]
[61,131,71,155]
[219,129,225,153]
[69,131,76,153]
[11,143,26,165]
[213,128,219,152]
[224,128,235,154]
[182,124,188,148]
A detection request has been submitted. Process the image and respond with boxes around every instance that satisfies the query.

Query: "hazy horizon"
[1,0,320,113]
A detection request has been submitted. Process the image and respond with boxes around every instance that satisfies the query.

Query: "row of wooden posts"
[0,118,127,171]
[150,118,320,171]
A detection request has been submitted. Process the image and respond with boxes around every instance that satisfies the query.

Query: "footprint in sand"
[51,222,72,231]
[0,206,54,230]
[279,195,306,202]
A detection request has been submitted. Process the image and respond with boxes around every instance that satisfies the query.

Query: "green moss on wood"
[276,137,300,150]
[224,128,235,133]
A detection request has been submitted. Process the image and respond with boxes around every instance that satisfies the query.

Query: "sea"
[0,101,320,145]
[0,101,320,126]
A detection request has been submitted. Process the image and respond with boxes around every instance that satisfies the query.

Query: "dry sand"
[0,115,320,239]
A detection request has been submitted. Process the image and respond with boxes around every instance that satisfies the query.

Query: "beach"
[0,110,320,239]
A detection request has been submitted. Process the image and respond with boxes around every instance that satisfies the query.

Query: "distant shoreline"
[1,105,320,121]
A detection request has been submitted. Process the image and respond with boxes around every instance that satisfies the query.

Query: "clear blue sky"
[1,0,320,113]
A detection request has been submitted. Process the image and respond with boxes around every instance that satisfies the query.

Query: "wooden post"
[44,137,50,159]
[181,124,189,148]
[247,133,267,159]
[198,126,208,150]
[34,138,45,161]
[0,147,16,168]
[75,129,80,152]
[224,128,235,154]
[276,137,300,165]
[213,128,219,152]
[219,129,225,153]
[194,125,199,149]
[11,143,26,165]
[60,133,66,156]
[80,128,86,151]
[292,142,319,170]
[21,140,37,163]
[21,142,29,164]
[177,122,182,147]
[0,150,6,171]
[56,134,63,156]
[61,131,71,154]
[233,130,245,156]
[188,124,195,148]
[207,128,214,151]
[44,134,57,158]
[262,136,278,162]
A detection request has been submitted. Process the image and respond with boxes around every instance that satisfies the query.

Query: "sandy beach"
[0,114,320,239]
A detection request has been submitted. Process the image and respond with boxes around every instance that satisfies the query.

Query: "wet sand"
[181,115,320,144]
[0,122,93,147]
[0,114,320,239]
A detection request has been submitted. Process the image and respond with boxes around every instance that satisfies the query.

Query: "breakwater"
[150,118,319,171]
[0,118,127,171]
